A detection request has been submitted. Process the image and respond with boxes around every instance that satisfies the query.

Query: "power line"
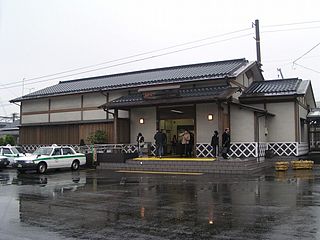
[294,63,320,74]
[3,19,320,90]
[293,42,320,64]
[0,32,254,90]
[262,25,320,34]
[2,27,252,88]
[263,20,320,28]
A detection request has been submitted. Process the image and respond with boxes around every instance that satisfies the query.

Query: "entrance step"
[97,157,273,174]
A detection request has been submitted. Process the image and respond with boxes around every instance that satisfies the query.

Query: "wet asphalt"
[0,167,320,240]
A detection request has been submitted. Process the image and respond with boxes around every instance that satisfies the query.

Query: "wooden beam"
[113,109,118,144]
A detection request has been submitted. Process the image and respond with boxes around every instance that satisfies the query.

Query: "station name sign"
[143,89,180,100]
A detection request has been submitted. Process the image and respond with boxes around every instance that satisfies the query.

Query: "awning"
[231,100,275,116]
[99,85,240,110]
[307,108,320,119]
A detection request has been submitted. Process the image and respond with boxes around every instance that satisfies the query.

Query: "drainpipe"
[256,113,266,162]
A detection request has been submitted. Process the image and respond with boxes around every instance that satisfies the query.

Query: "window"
[52,148,62,156]
[62,148,73,155]
[3,148,12,154]
[34,147,53,156]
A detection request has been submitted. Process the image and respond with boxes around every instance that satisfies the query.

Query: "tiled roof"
[240,78,309,98]
[11,58,250,102]
[101,85,238,109]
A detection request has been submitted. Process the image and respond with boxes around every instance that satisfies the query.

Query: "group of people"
[210,128,230,159]
[136,128,194,158]
[137,127,230,159]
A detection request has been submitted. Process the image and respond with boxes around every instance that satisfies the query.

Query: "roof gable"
[240,78,312,99]
[11,58,253,102]
[243,78,301,95]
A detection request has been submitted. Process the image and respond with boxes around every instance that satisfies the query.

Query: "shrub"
[87,130,107,144]
[4,135,15,145]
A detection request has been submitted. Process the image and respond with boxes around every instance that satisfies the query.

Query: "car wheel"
[71,160,80,171]
[37,162,47,174]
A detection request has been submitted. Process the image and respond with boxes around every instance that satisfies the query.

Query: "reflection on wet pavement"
[0,168,320,239]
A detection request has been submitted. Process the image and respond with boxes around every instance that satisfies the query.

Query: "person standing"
[136,133,145,157]
[210,130,219,157]
[221,128,230,159]
[154,129,164,158]
[180,129,191,157]
[171,135,177,155]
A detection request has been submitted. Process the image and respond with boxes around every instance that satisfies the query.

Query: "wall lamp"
[207,114,213,121]
[139,118,144,124]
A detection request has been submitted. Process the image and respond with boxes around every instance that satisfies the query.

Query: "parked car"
[14,146,32,155]
[0,156,10,169]
[12,145,86,174]
[0,144,30,165]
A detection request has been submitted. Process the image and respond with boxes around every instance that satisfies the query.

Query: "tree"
[0,137,4,146]
[4,135,15,145]
[87,130,107,144]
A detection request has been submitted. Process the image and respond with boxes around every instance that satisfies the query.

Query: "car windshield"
[15,147,24,154]
[11,147,20,154]
[33,147,53,156]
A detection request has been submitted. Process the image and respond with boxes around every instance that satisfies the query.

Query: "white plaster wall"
[22,114,49,124]
[230,105,255,142]
[51,95,81,110]
[83,110,107,120]
[196,103,218,143]
[130,107,156,144]
[83,93,107,108]
[50,112,81,122]
[266,102,295,142]
[22,99,49,113]
[119,110,129,118]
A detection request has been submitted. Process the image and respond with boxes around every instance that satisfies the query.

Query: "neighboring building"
[0,120,20,143]
[10,58,316,157]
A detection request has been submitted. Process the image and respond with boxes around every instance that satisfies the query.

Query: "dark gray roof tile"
[11,58,250,102]
[102,85,237,109]
[240,78,308,98]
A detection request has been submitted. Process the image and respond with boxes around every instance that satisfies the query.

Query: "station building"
[11,58,316,158]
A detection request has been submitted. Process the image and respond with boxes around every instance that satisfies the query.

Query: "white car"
[0,144,30,165]
[0,156,10,169]
[13,145,86,174]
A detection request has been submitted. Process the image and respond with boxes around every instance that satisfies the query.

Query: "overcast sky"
[0,0,320,119]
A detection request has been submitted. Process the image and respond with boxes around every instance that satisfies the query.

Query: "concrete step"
[98,159,273,174]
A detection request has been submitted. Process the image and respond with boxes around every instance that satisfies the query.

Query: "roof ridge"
[59,58,247,84]
[263,78,300,82]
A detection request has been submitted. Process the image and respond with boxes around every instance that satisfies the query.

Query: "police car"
[0,144,28,165]
[13,145,86,174]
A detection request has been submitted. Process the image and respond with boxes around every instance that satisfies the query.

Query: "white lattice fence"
[196,144,214,157]
[229,142,258,158]
[259,143,267,157]
[267,142,298,156]
[196,142,259,158]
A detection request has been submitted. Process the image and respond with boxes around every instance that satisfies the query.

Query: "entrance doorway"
[309,121,320,151]
[157,105,195,156]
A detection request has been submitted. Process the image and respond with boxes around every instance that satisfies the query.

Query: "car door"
[51,148,63,168]
[62,147,75,167]
[2,147,15,164]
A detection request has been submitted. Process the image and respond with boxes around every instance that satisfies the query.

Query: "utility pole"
[22,78,25,96]
[253,19,262,67]
[277,68,284,79]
